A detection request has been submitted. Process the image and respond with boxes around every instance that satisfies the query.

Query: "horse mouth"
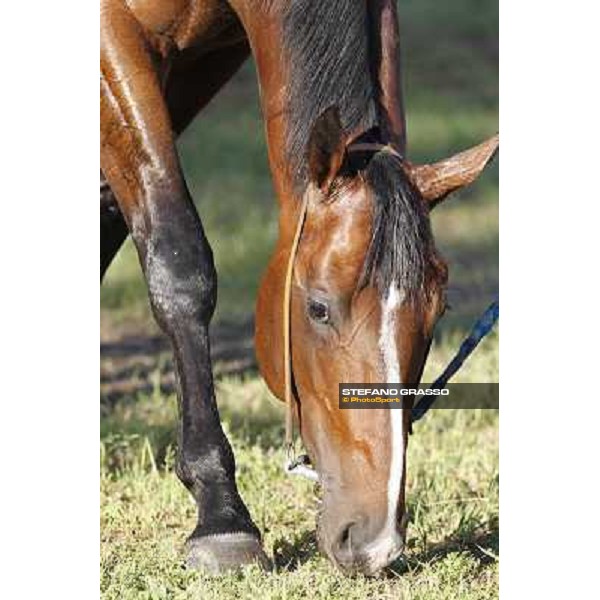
[328,540,404,576]
[360,543,404,576]
[316,509,406,575]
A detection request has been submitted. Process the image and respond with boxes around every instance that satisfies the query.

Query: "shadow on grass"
[101,318,258,408]
[272,530,320,572]
[269,515,498,575]
[389,516,499,577]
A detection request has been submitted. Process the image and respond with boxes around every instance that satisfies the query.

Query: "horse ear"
[407,134,499,209]
[307,106,346,192]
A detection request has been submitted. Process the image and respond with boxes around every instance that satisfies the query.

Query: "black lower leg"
[172,323,259,538]
[139,195,259,540]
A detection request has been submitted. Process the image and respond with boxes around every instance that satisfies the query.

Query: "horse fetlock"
[175,439,235,496]
[176,450,260,540]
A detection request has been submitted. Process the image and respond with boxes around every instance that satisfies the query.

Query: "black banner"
[338,383,499,410]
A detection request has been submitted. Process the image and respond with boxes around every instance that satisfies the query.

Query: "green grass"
[100,330,498,599]
[101,0,498,596]
[101,365,498,600]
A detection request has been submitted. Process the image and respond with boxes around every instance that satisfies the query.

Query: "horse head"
[255,106,497,574]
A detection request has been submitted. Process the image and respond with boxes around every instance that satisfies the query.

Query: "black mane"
[282,0,378,191]
[359,151,437,298]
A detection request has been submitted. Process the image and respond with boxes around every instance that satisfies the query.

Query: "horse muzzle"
[320,511,406,575]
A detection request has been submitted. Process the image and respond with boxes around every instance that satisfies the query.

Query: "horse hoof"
[185,532,271,574]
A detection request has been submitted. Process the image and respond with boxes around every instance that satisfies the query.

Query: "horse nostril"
[332,517,370,567]
[332,522,356,565]
[339,523,353,550]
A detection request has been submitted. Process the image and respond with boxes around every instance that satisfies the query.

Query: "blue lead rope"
[411,299,499,424]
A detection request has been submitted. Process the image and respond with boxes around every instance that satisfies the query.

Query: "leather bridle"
[282,143,399,481]
[282,187,314,479]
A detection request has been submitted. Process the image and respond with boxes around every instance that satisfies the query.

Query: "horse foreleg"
[100,0,267,572]
[100,41,249,281]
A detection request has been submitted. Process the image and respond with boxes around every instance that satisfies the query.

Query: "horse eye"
[307,298,330,324]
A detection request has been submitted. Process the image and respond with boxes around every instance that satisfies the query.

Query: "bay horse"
[100,0,498,575]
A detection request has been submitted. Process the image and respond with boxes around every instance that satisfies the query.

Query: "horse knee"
[142,216,217,328]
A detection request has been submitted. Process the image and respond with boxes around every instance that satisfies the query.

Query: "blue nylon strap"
[411,299,499,424]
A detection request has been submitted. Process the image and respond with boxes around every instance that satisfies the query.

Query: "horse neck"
[243,12,305,205]
[231,1,382,207]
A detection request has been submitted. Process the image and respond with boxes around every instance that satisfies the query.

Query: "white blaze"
[364,284,405,569]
